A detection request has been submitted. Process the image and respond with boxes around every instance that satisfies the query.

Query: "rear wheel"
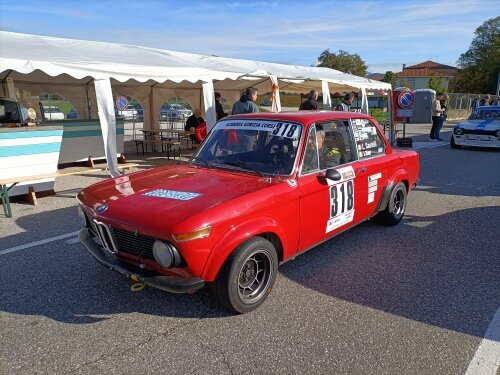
[450,135,460,149]
[212,237,278,314]
[376,182,407,226]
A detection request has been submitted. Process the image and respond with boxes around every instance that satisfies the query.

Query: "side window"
[318,121,355,170]
[301,127,319,173]
[301,121,356,174]
[351,119,386,159]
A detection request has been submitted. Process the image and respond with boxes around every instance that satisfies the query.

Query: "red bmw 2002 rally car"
[77,111,419,313]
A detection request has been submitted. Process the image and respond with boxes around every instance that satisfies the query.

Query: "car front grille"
[461,129,496,136]
[112,227,156,260]
[84,213,168,261]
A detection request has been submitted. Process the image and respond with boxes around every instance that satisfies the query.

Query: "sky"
[1,0,498,74]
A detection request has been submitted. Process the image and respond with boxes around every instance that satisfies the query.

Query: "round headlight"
[454,127,464,135]
[153,241,173,268]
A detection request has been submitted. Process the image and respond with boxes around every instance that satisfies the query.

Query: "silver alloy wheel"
[393,188,405,218]
[237,250,273,304]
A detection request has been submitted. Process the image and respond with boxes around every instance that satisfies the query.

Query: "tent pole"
[94,78,120,177]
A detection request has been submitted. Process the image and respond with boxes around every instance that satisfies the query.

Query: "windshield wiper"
[222,161,264,176]
[191,157,211,169]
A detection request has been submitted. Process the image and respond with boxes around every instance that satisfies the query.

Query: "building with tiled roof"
[366,73,385,81]
[394,60,458,91]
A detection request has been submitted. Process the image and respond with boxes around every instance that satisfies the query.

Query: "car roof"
[227,110,375,125]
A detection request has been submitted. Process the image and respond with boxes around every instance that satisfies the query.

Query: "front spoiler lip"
[78,228,205,294]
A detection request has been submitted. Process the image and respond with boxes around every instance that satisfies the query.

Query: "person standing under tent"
[335,93,354,111]
[231,87,259,114]
[231,87,259,152]
[299,90,319,110]
[215,92,228,120]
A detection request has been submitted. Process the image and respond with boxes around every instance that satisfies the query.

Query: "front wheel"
[212,237,278,314]
[376,182,407,226]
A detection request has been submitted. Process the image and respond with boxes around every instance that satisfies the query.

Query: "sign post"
[395,91,414,147]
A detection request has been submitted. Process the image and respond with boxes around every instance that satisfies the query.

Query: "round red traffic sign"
[397,91,414,109]
[115,96,129,110]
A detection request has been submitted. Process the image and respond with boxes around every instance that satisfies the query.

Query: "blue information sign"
[115,96,128,110]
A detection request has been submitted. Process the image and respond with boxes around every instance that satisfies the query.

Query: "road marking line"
[0,231,79,256]
[426,142,448,149]
[465,306,500,375]
[65,237,81,245]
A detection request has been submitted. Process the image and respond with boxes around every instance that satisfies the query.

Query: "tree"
[317,49,368,76]
[454,17,500,93]
[382,71,396,87]
[428,73,445,93]
[400,80,411,89]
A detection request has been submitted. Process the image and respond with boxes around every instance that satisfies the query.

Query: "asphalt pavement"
[1,125,499,375]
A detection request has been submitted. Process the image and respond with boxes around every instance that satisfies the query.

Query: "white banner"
[322,80,332,110]
[202,81,217,131]
[94,78,119,177]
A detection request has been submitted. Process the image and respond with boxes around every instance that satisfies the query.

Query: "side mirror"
[325,169,342,181]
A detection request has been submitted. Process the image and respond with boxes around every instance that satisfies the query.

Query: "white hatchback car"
[451,106,500,148]
[43,106,65,120]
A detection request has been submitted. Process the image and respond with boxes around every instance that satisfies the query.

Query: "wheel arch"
[376,170,409,213]
[201,217,288,282]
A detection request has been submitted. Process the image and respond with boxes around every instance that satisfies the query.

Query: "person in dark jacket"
[231,87,259,114]
[299,90,319,110]
[215,92,228,120]
[335,93,353,111]
[185,108,204,142]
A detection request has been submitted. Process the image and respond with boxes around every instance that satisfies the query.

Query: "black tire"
[212,237,278,314]
[450,135,460,149]
[376,182,407,226]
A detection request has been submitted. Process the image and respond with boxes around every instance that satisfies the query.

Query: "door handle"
[356,168,367,173]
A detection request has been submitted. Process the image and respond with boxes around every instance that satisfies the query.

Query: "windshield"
[192,119,303,175]
[468,108,500,120]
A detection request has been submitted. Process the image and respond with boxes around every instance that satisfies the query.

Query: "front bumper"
[78,228,205,294]
[453,134,500,148]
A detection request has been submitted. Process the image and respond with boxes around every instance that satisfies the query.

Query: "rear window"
[351,119,385,159]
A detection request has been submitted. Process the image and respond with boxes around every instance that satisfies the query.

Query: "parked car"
[0,97,27,124]
[66,108,78,119]
[43,106,64,120]
[77,111,420,313]
[451,105,500,148]
[116,105,139,120]
[160,103,192,120]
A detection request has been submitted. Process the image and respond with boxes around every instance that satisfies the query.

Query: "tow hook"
[130,274,146,292]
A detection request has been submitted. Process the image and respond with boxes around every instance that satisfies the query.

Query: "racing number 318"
[330,180,354,217]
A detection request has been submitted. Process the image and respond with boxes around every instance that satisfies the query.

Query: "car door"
[297,120,368,252]
[350,118,399,218]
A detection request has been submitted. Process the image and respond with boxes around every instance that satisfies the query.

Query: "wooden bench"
[0,163,138,218]
[133,139,181,159]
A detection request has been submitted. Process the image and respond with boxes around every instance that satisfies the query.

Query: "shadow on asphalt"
[1,204,498,337]
[280,205,500,341]
[1,206,230,323]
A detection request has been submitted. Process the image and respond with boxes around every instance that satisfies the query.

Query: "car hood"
[456,119,500,130]
[78,165,279,229]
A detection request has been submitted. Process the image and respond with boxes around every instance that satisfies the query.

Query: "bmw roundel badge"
[96,204,108,213]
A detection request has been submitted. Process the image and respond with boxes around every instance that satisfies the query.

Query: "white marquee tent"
[0,31,392,175]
